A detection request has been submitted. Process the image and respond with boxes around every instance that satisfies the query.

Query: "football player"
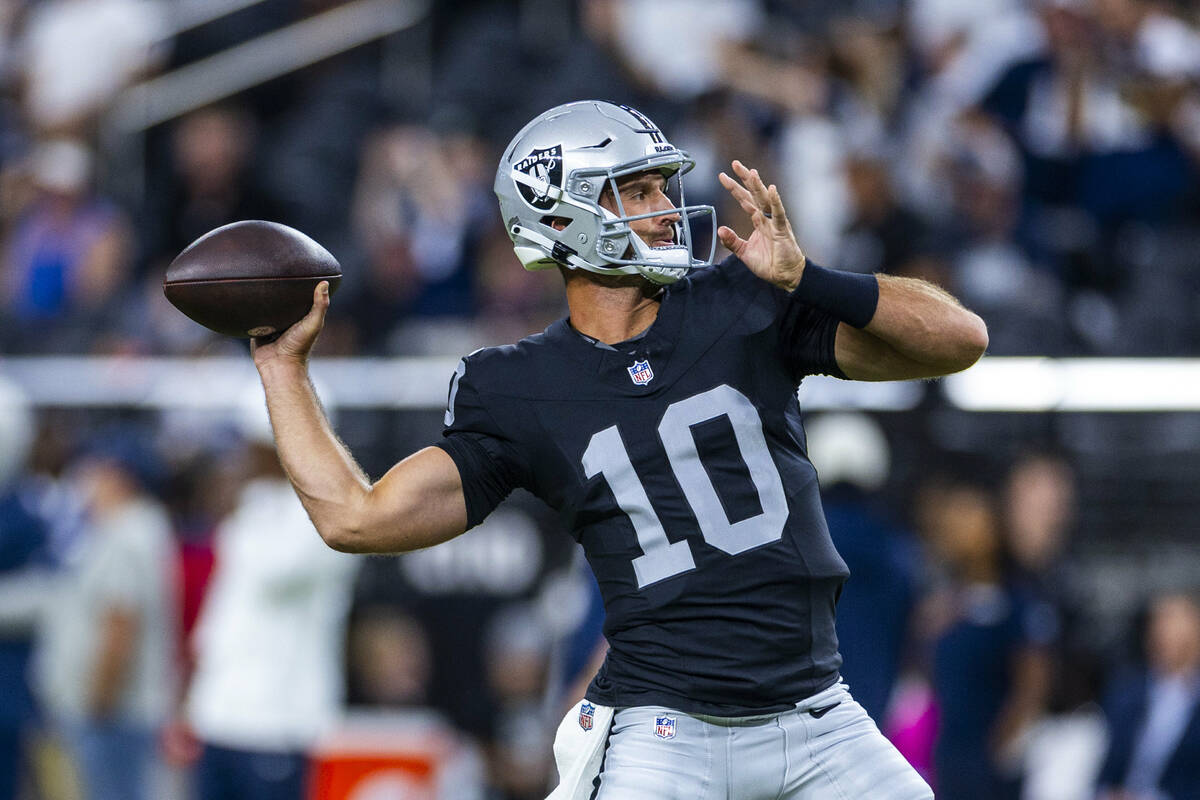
[252,100,987,798]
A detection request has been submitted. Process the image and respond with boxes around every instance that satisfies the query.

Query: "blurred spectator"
[349,125,494,351]
[146,106,279,272]
[609,0,765,101]
[806,411,919,724]
[1,139,133,353]
[259,47,381,259]
[1002,452,1071,630]
[1004,453,1076,613]
[1097,592,1200,800]
[431,0,662,143]
[718,39,848,263]
[942,111,1071,354]
[899,0,1040,221]
[1002,453,1108,799]
[176,386,358,800]
[484,605,553,800]
[0,377,53,800]
[1095,0,1200,84]
[34,431,177,800]
[921,481,1055,799]
[16,0,164,136]
[1093,0,1200,190]
[472,220,566,346]
[838,150,933,275]
[347,607,433,707]
[352,492,574,796]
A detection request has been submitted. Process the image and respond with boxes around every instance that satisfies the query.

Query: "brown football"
[163,220,341,338]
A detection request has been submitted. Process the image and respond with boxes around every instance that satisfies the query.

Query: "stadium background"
[2,0,1200,798]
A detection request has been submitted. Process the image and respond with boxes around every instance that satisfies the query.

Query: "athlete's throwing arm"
[253,101,986,799]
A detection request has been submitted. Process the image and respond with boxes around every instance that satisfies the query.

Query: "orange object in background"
[308,711,484,800]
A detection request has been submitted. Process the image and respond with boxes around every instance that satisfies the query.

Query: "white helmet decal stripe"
[617,103,665,144]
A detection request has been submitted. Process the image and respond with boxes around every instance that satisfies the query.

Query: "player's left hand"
[717,161,806,291]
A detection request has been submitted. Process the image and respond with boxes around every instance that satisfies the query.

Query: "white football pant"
[548,681,932,800]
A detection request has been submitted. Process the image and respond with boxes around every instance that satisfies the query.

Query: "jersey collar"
[545,284,686,394]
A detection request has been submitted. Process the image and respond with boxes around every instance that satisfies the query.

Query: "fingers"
[766,183,790,228]
[716,225,745,256]
[721,162,786,233]
[298,280,331,332]
[253,281,330,358]
[287,281,330,335]
[719,172,759,217]
[732,160,772,210]
[719,170,771,234]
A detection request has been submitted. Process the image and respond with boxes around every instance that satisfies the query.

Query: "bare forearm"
[832,273,988,381]
[990,649,1052,759]
[90,610,136,717]
[864,275,988,374]
[249,283,468,553]
[254,360,468,554]
[256,359,373,548]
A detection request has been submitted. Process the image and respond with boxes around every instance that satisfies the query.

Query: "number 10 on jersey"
[581,384,789,589]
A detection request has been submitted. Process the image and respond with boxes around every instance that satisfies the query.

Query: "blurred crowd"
[0,0,1199,358]
[1,0,1200,799]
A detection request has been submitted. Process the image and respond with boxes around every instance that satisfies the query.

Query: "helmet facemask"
[588,159,715,285]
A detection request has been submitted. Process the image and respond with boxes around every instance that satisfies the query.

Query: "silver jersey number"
[582,384,788,588]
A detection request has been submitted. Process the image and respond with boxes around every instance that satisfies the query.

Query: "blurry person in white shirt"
[172,385,358,800]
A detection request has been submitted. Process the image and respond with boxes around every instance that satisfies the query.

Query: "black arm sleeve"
[713,256,845,382]
[777,295,846,381]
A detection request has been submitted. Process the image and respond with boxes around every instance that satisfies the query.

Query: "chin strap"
[509,223,628,274]
[509,223,689,285]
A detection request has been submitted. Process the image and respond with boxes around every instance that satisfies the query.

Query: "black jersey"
[437,256,851,716]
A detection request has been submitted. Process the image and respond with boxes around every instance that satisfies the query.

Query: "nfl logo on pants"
[654,715,676,740]
[578,702,595,731]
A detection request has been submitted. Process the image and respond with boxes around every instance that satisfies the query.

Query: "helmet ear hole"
[540,215,571,231]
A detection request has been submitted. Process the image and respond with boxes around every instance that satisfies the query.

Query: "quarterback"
[252,101,987,798]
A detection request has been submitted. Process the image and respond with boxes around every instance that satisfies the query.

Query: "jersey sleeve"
[435,356,531,529]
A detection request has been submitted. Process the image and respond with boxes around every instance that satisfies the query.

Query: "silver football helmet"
[494,100,716,285]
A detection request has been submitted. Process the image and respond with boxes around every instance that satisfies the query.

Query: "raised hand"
[251,280,330,369]
[716,161,807,291]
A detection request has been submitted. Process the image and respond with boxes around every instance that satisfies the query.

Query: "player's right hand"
[251,280,330,369]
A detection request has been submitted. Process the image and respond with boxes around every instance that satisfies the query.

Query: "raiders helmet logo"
[514,144,563,211]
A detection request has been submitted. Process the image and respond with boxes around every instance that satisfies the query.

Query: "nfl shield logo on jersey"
[627,359,654,385]
[578,701,595,731]
[654,715,676,740]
